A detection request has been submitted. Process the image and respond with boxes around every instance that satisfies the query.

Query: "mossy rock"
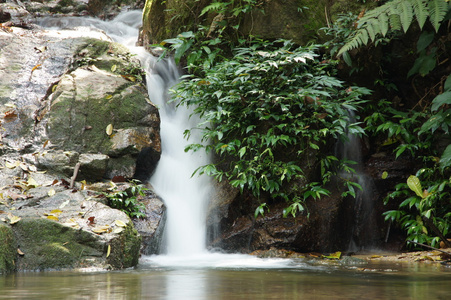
[0,224,16,274]
[13,218,105,271]
[107,223,141,269]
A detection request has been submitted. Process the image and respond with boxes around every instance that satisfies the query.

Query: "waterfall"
[142,56,213,256]
[336,111,377,252]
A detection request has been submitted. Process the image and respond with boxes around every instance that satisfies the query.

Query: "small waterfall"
[336,111,377,252]
[143,56,214,256]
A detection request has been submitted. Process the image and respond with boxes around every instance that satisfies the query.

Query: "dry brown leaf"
[17,248,25,256]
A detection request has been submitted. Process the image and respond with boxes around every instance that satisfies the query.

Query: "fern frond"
[399,0,414,32]
[428,0,449,32]
[412,0,429,29]
[338,0,451,56]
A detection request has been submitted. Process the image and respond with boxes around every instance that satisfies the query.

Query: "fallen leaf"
[106,244,111,258]
[46,215,59,221]
[28,165,37,172]
[7,213,21,224]
[92,225,110,234]
[111,64,117,72]
[59,199,70,209]
[3,110,18,122]
[48,189,56,196]
[105,94,113,99]
[113,227,124,234]
[19,163,28,171]
[121,74,136,82]
[31,64,42,74]
[87,216,96,225]
[381,171,388,179]
[115,220,127,227]
[27,177,38,188]
[50,209,62,216]
[17,248,25,256]
[5,161,20,169]
[106,124,113,136]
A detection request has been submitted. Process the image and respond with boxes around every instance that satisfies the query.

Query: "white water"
[37,10,308,270]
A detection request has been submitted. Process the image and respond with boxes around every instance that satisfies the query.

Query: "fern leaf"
[200,2,228,16]
[378,13,389,36]
[399,0,414,32]
[428,0,449,32]
[366,21,376,41]
[412,0,429,29]
[389,13,402,31]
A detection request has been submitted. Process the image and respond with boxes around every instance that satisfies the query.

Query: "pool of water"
[2,257,451,300]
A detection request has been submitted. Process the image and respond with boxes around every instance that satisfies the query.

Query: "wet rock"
[208,184,356,254]
[132,191,166,255]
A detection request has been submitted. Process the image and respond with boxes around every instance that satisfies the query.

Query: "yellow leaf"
[5,161,19,169]
[80,180,87,190]
[52,84,58,92]
[113,227,124,234]
[92,225,110,234]
[111,64,117,72]
[7,213,21,224]
[381,171,388,179]
[106,124,113,136]
[31,64,42,72]
[48,189,56,196]
[17,248,25,256]
[27,177,38,188]
[115,220,127,227]
[106,244,111,258]
[50,209,62,216]
[121,75,136,82]
[105,94,113,99]
[47,215,59,221]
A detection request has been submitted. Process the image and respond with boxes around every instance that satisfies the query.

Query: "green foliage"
[104,180,147,219]
[173,39,370,215]
[338,0,451,56]
[383,170,451,248]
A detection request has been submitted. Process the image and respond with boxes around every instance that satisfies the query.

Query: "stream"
[2,9,451,299]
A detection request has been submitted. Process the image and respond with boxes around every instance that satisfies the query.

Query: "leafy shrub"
[104,180,147,219]
[172,39,371,216]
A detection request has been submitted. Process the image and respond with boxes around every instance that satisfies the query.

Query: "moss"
[0,224,16,274]
[106,223,141,269]
[13,219,104,271]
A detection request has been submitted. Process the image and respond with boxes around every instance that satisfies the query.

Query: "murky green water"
[1,260,451,300]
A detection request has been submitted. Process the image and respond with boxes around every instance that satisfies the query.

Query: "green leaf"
[416,31,435,53]
[407,175,424,198]
[431,91,451,111]
[439,144,451,170]
[444,74,451,91]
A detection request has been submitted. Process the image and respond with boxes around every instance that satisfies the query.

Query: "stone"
[78,153,109,181]
[132,192,166,255]
[0,224,16,274]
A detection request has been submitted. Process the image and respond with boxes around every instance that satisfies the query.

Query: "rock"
[207,183,356,253]
[78,153,109,181]
[132,191,166,255]
[0,223,16,274]
[0,4,165,272]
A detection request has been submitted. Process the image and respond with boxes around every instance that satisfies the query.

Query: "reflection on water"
[1,260,451,300]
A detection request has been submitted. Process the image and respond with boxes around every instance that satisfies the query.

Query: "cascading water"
[336,111,378,252]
